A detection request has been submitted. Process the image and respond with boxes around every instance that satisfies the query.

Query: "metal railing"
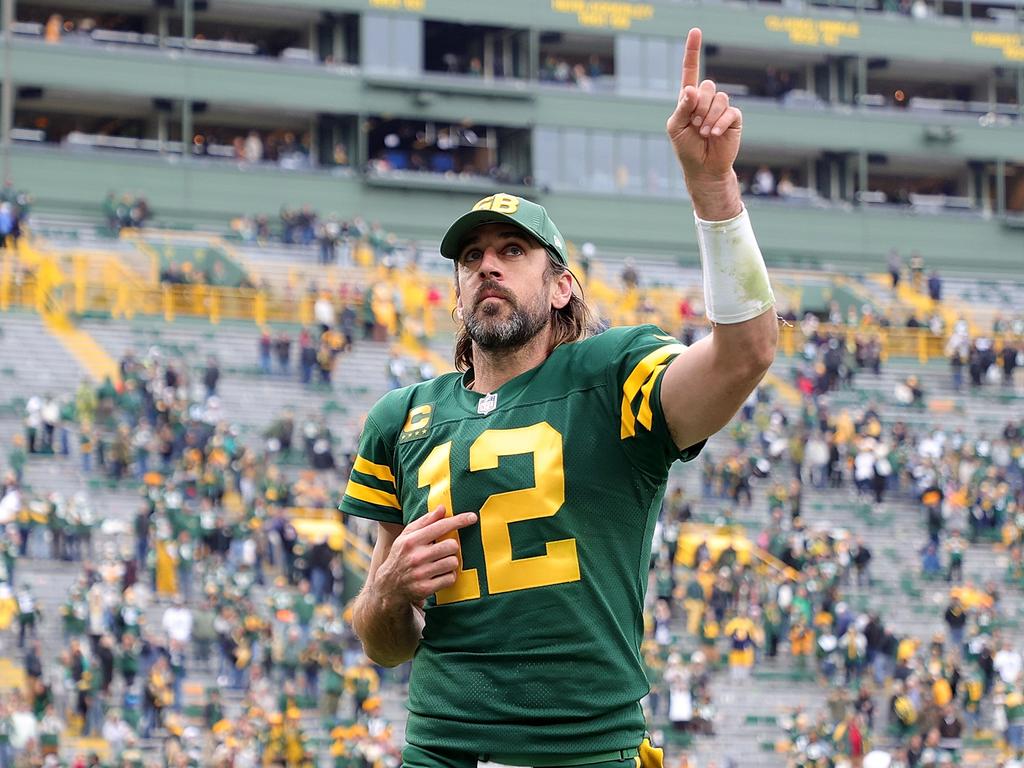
[2,250,1018,365]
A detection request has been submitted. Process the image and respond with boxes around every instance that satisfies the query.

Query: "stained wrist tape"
[694,206,776,325]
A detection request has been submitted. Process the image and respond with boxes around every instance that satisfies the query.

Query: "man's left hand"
[666,28,743,185]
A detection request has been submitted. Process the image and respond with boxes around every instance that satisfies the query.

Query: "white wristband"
[694,206,775,325]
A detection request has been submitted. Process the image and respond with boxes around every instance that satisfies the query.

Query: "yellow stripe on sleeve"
[620,343,686,438]
[344,480,401,510]
[637,363,667,431]
[354,455,396,485]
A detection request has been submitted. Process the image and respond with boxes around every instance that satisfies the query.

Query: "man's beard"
[464,283,550,352]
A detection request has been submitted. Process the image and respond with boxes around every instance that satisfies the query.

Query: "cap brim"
[439,210,537,260]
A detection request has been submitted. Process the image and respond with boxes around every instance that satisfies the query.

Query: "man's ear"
[551,270,572,310]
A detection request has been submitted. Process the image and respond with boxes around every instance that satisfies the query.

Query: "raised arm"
[352,507,477,667]
[660,28,779,452]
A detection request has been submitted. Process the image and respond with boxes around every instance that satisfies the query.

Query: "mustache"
[474,281,515,306]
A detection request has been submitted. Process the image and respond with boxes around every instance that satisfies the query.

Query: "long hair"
[454,253,597,375]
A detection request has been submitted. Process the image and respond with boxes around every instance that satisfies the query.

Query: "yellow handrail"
[0,253,10,311]
[3,242,1020,368]
[748,544,801,583]
[284,506,372,575]
[679,522,800,582]
[3,274,1019,364]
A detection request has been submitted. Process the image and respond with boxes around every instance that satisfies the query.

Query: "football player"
[342,27,777,768]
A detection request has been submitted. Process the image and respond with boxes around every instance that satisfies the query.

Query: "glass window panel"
[393,17,422,75]
[644,37,670,96]
[670,40,685,92]
[533,127,561,189]
[644,135,670,195]
[589,131,615,192]
[561,129,587,191]
[362,14,390,72]
[615,36,642,94]
[616,133,642,193]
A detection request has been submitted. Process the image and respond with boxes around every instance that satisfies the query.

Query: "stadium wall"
[4,40,1022,160]
[7,144,1023,274]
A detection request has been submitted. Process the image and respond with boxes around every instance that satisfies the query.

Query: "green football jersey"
[340,324,703,759]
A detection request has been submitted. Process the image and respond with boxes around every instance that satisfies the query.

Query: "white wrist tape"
[694,206,776,325]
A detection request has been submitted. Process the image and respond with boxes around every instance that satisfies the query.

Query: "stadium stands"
[0,0,1023,764]
[1,211,1023,765]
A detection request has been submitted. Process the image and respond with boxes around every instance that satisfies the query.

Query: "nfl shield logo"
[477,392,498,416]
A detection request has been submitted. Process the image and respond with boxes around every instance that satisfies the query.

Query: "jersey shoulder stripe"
[353,455,396,484]
[344,479,401,510]
[636,362,668,432]
[619,343,686,438]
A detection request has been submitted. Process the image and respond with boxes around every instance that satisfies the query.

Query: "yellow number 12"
[417,422,581,605]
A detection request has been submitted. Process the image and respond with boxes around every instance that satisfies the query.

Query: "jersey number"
[418,422,580,605]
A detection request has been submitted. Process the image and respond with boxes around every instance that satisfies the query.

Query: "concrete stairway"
[0,311,90,394]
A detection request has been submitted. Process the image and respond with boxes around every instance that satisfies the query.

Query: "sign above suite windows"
[971,32,1024,61]
[764,16,860,48]
[369,0,425,10]
[551,0,655,30]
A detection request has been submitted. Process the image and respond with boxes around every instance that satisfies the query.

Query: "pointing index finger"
[680,27,702,94]
[412,511,478,544]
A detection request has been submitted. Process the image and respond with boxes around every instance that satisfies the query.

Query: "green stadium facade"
[0,0,1022,271]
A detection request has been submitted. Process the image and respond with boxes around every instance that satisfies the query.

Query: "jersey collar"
[453,363,542,416]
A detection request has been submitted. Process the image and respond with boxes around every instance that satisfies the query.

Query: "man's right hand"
[374,506,477,606]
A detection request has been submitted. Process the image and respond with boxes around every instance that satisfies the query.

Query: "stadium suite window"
[562,129,588,189]
[423,21,527,79]
[616,134,643,193]
[645,136,678,197]
[533,128,560,190]
[589,131,615,192]
[538,31,614,87]
[362,13,420,75]
[532,127,682,197]
[615,35,683,96]
[643,37,671,95]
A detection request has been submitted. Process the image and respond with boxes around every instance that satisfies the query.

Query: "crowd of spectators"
[254,275,443,387]
[0,183,32,250]
[0,347,1021,766]
[0,344,413,767]
[31,11,315,62]
[6,355,1019,765]
[157,263,255,290]
[789,316,886,400]
[258,320,352,388]
[230,210,405,270]
[763,67,797,100]
[643,368,1023,765]
[365,152,528,187]
[743,166,803,199]
[201,130,327,171]
[538,54,608,90]
[102,193,151,234]
[884,251,1023,392]
[947,326,1021,392]
[2,245,1023,765]
[361,120,529,185]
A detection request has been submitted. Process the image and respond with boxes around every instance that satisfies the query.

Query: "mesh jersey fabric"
[340,324,704,759]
